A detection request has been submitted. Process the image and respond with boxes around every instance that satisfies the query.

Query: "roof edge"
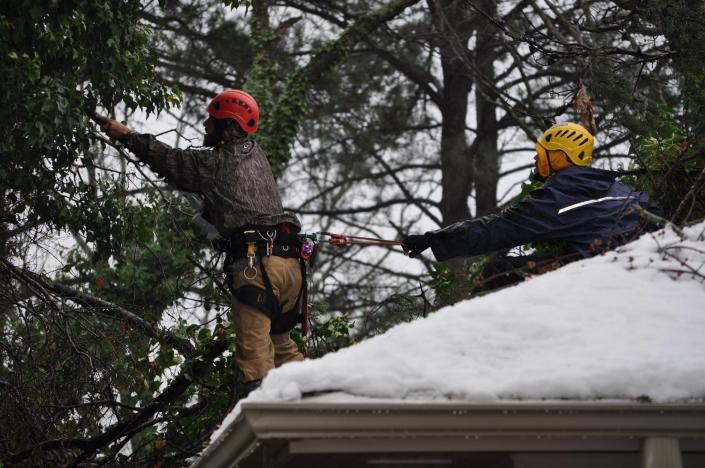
[244,400,705,439]
[192,400,705,468]
[191,413,255,468]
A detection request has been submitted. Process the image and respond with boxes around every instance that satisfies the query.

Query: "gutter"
[192,400,705,468]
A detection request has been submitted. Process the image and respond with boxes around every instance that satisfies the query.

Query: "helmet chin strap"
[547,151,556,174]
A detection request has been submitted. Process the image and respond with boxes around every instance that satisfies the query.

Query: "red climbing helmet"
[206,89,259,133]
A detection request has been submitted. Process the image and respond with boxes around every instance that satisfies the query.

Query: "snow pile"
[212,222,705,441]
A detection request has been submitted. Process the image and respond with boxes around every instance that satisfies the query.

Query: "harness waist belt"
[215,223,301,256]
[230,223,300,245]
[228,242,301,259]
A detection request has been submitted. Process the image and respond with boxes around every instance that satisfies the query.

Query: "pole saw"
[296,232,405,262]
[319,232,403,248]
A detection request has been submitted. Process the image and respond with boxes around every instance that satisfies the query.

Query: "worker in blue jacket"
[402,122,660,264]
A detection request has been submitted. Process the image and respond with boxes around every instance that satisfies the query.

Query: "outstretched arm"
[93,114,215,194]
[414,186,565,262]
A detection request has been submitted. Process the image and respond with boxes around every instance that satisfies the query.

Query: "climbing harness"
[223,226,403,336]
[224,224,304,335]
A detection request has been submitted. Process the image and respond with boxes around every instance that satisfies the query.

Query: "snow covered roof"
[249,222,705,406]
[196,222,705,466]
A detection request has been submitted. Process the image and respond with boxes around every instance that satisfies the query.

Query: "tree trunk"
[472,0,500,216]
[0,196,10,332]
[432,0,474,226]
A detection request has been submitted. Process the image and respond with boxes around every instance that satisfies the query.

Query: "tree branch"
[0,259,196,358]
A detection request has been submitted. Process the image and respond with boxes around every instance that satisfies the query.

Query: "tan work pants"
[232,256,304,382]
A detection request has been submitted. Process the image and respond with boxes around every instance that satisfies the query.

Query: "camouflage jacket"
[123,133,300,236]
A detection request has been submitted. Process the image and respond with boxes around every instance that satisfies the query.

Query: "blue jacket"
[429,167,660,261]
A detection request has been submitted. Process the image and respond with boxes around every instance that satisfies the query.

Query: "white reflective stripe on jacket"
[558,196,637,215]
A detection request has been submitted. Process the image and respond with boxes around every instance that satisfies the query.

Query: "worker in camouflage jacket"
[96,90,304,392]
[402,123,661,285]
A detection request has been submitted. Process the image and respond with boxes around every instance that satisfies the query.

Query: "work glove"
[401,233,431,258]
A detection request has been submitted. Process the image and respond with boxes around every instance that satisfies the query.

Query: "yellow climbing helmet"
[536,122,594,166]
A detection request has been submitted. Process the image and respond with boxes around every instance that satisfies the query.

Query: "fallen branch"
[0,259,196,358]
[8,336,230,466]
[68,337,229,467]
